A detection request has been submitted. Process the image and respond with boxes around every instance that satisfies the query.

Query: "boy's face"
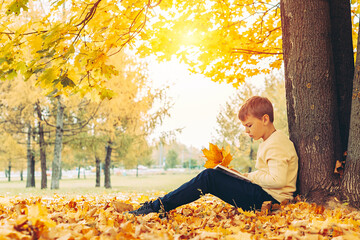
[240,114,268,141]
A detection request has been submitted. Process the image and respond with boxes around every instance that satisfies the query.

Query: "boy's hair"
[238,96,274,122]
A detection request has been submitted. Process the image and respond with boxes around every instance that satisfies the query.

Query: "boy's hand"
[242,173,249,177]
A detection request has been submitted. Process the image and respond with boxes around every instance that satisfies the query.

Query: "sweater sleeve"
[247,147,289,188]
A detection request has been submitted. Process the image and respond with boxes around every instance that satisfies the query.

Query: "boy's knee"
[199,168,217,178]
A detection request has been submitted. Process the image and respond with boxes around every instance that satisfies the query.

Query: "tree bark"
[51,97,64,189]
[280,0,341,202]
[7,160,11,182]
[30,154,35,186]
[78,165,81,179]
[95,156,101,187]
[341,26,360,208]
[104,141,112,189]
[26,124,35,188]
[329,0,354,154]
[39,123,47,189]
[36,102,47,189]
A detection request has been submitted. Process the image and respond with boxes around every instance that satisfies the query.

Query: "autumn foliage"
[202,143,233,169]
[0,193,359,239]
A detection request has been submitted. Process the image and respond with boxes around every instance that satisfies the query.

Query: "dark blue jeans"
[152,168,278,212]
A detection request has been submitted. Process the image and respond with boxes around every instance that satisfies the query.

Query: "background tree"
[0,133,25,181]
[26,124,35,187]
[66,129,105,186]
[88,51,171,188]
[48,95,100,189]
[0,77,44,187]
[165,149,179,170]
[35,100,49,189]
[119,136,154,177]
[152,141,203,168]
[51,96,64,189]
[182,159,200,170]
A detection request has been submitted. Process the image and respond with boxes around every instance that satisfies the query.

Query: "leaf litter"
[0,193,359,239]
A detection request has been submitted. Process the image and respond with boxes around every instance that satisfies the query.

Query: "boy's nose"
[245,128,250,133]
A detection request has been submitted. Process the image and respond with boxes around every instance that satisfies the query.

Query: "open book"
[214,164,251,182]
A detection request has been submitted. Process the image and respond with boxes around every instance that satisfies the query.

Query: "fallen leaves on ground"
[0,193,359,239]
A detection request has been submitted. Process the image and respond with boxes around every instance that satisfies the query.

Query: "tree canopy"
[0,0,171,97]
[2,0,358,95]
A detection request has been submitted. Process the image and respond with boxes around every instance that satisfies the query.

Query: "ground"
[0,173,359,239]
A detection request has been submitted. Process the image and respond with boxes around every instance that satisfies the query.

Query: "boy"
[129,96,298,215]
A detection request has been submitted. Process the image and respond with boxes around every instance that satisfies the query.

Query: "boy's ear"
[262,114,270,124]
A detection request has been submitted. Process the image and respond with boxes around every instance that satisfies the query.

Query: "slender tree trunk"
[30,154,35,187]
[329,0,354,154]
[26,124,35,188]
[7,160,11,182]
[104,141,112,189]
[78,165,81,179]
[39,123,47,189]
[51,97,64,189]
[280,0,341,202]
[95,156,101,187]
[341,26,360,208]
[36,102,47,189]
[20,169,23,181]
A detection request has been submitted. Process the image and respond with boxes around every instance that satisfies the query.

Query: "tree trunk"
[329,0,354,154]
[39,122,47,189]
[280,0,341,202]
[36,102,47,189]
[20,169,23,181]
[7,160,11,182]
[78,165,81,179]
[341,26,360,208]
[95,156,101,187]
[51,97,64,189]
[104,141,112,189]
[26,124,35,188]
[30,154,35,186]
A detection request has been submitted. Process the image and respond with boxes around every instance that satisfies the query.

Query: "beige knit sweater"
[247,130,298,203]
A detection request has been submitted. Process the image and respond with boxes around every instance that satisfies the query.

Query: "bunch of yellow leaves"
[202,143,233,168]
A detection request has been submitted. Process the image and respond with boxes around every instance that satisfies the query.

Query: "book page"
[213,164,251,182]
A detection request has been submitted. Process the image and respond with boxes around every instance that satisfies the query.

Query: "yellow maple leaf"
[220,145,233,168]
[202,143,223,168]
[202,143,233,168]
[27,202,56,228]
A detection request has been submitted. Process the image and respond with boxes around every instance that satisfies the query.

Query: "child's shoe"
[128,201,158,216]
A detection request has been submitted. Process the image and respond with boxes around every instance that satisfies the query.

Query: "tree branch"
[231,48,282,55]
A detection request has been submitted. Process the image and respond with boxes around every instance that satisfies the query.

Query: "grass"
[0,172,199,196]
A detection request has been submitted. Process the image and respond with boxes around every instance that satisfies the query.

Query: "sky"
[148,58,238,150]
